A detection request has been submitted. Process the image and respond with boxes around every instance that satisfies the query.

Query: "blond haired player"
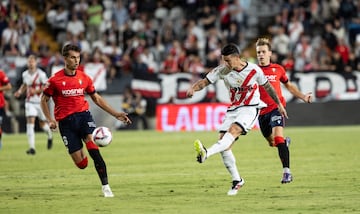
[256,38,312,183]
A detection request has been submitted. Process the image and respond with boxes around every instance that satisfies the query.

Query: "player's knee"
[76,156,88,169]
[274,136,285,147]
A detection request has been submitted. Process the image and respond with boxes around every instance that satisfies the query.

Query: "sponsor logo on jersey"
[266,74,277,82]
[61,88,84,96]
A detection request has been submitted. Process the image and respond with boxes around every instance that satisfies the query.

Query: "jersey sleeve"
[255,65,268,85]
[85,73,96,94]
[206,64,228,83]
[279,65,289,83]
[43,78,54,96]
[0,71,9,84]
[40,71,49,85]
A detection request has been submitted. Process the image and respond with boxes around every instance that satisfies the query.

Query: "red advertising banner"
[156,103,228,131]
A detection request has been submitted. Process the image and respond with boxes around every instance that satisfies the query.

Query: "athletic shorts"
[258,108,285,138]
[219,106,260,135]
[25,102,46,121]
[58,111,97,154]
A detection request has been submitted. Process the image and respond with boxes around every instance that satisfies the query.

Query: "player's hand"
[303,92,312,103]
[186,88,194,98]
[278,103,288,119]
[14,90,21,98]
[48,119,57,130]
[116,112,132,124]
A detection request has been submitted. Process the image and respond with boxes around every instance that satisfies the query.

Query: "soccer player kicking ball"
[255,38,312,183]
[40,44,131,197]
[186,43,287,195]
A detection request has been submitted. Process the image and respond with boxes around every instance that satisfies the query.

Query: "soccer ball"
[92,126,112,147]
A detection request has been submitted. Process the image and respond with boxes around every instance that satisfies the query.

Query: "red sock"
[76,156,88,169]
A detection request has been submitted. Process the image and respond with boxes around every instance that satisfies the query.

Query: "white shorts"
[219,106,260,134]
[25,102,46,121]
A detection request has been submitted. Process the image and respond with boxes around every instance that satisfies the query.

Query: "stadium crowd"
[0,0,360,131]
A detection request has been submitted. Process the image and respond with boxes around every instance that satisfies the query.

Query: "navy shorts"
[58,111,97,154]
[258,109,285,138]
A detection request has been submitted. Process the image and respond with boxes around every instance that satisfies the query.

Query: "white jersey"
[22,68,48,103]
[206,62,268,110]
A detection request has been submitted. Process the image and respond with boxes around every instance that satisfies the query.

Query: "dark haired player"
[186,43,287,195]
[40,44,131,197]
[255,38,312,183]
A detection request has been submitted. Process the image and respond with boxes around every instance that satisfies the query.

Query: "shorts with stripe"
[258,108,285,138]
[219,106,260,135]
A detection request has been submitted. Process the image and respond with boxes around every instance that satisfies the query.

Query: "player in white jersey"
[186,43,288,195]
[14,55,53,155]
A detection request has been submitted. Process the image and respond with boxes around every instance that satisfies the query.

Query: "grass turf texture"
[0,126,359,214]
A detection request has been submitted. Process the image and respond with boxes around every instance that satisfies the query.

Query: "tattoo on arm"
[193,79,209,91]
[263,82,281,104]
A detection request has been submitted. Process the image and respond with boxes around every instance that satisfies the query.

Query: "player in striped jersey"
[187,43,287,195]
[14,55,53,155]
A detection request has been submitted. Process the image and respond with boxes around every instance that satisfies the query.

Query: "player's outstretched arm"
[186,78,210,98]
[90,92,132,124]
[284,81,312,103]
[263,81,288,119]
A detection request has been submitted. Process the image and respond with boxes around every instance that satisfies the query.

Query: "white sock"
[283,167,291,174]
[221,150,241,181]
[42,123,53,139]
[207,132,235,157]
[26,124,35,149]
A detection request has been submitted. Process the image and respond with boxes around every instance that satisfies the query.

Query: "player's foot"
[227,179,245,196]
[194,139,207,163]
[102,184,114,197]
[47,138,53,150]
[281,172,293,184]
[285,137,291,147]
[0,141,2,150]
[26,148,36,155]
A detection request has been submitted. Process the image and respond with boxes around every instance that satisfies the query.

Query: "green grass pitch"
[0,126,359,214]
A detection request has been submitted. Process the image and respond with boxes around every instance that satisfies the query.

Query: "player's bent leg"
[266,135,275,147]
[76,156,88,169]
[71,149,88,169]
